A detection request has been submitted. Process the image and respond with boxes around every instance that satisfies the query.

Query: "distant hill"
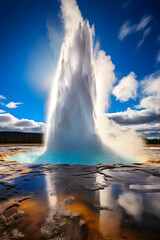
[0,131,43,144]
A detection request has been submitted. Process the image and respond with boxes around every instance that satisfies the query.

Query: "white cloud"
[121,0,132,8]
[118,21,136,40]
[107,108,160,125]
[137,95,160,110]
[121,122,160,138]
[0,110,5,113]
[0,113,17,124]
[142,72,160,95]
[108,71,160,138]
[0,113,46,133]
[0,95,6,100]
[156,50,160,63]
[6,101,23,109]
[132,123,160,138]
[137,71,160,110]
[107,108,160,138]
[112,72,138,102]
[137,27,151,48]
[119,14,152,47]
[136,15,152,32]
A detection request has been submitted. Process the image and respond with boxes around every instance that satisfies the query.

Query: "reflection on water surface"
[0,159,160,239]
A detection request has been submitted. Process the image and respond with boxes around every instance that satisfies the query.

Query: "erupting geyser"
[46,0,115,155]
[47,20,100,152]
[7,0,142,165]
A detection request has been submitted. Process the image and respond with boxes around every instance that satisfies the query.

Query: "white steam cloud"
[60,0,82,35]
[45,0,143,159]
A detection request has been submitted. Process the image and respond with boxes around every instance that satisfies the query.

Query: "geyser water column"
[6,0,142,165]
[43,0,138,165]
[46,14,102,152]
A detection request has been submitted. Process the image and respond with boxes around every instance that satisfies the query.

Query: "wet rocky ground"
[0,145,160,240]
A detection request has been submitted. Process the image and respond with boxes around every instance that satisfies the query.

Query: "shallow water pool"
[7,150,136,165]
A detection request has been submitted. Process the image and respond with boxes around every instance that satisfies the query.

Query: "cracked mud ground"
[0,150,160,239]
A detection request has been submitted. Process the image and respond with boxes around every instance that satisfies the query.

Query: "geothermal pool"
[6,150,135,165]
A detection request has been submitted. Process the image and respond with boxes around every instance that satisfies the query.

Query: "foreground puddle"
[0,159,160,239]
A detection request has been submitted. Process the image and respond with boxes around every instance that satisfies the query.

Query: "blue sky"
[0,0,160,137]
